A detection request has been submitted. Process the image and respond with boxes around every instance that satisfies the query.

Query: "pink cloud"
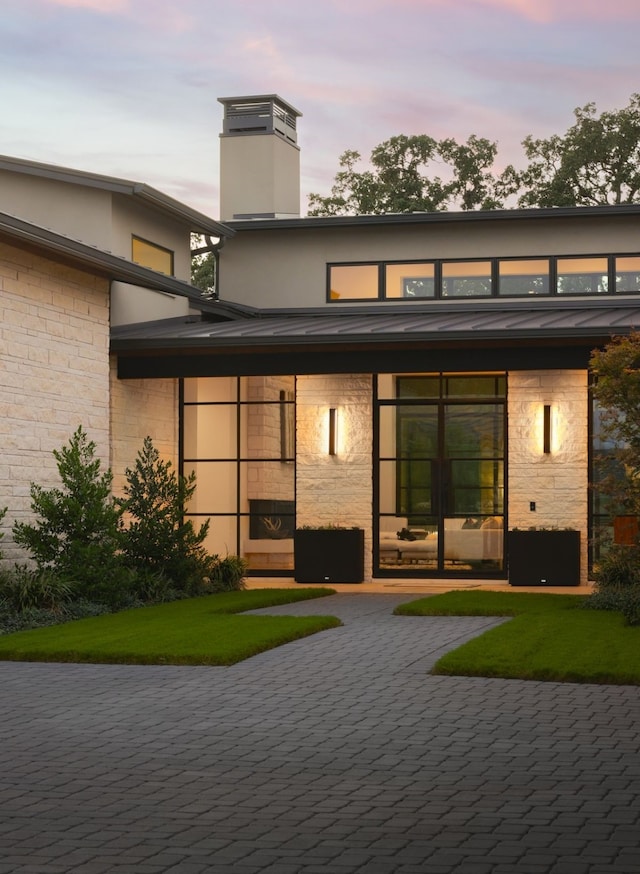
[466,0,640,23]
[41,0,196,31]
[44,0,130,10]
[353,0,640,23]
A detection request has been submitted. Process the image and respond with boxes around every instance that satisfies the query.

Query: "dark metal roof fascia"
[218,295,640,320]
[227,203,640,232]
[110,300,640,352]
[0,212,242,309]
[130,184,233,237]
[0,154,233,239]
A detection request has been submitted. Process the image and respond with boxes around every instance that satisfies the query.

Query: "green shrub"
[587,543,640,626]
[593,543,640,590]
[209,554,248,592]
[118,437,219,593]
[12,427,122,594]
[0,565,76,613]
[0,506,6,561]
[0,596,112,635]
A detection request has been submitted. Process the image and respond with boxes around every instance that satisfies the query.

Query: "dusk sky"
[1,0,640,217]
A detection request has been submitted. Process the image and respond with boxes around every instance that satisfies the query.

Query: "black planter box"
[508,530,580,587]
[294,528,365,583]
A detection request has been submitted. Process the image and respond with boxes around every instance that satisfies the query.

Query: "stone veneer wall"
[0,241,111,564]
[109,359,179,497]
[508,369,589,584]
[296,374,373,580]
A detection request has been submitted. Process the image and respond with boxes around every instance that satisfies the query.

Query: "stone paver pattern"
[0,592,639,873]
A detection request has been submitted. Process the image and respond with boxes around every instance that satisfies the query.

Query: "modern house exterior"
[0,157,233,563]
[4,95,640,585]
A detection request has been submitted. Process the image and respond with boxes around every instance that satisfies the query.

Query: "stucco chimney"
[218,94,302,221]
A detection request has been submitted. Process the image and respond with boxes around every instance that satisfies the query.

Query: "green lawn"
[0,588,340,666]
[395,590,640,685]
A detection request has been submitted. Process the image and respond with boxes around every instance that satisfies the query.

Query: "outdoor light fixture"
[328,407,337,456]
[543,404,552,454]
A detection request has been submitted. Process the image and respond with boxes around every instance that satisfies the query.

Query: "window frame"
[132,235,175,276]
[327,253,640,302]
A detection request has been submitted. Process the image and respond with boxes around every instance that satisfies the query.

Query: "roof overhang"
[112,297,640,378]
[0,154,233,239]
[227,203,640,233]
[0,212,247,317]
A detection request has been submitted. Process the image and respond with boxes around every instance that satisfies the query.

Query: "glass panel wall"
[182,376,295,574]
[328,254,640,301]
[590,397,625,567]
[377,374,506,575]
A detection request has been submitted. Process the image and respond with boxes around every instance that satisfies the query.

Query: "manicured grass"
[0,588,340,666]
[395,590,640,685]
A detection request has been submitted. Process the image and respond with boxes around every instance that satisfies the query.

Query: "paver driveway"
[0,592,639,873]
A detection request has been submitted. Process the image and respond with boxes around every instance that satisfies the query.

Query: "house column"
[508,370,589,584]
[296,374,373,581]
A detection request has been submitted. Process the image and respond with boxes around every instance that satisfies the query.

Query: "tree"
[308,134,503,216]
[12,427,121,588]
[588,333,640,622]
[501,94,640,207]
[117,436,216,591]
[590,332,640,516]
[191,234,218,297]
[309,94,640,216]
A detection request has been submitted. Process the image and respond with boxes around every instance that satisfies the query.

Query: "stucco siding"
[221,214,640,309]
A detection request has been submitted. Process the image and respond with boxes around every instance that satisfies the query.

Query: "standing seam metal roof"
[110,298,640,349]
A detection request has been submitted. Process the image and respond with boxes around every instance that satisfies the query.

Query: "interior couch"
[380,516,503,563]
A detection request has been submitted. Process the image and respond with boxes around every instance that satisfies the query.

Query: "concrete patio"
[0,590,638,873]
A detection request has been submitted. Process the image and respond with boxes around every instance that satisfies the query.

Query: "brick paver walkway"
[0,592,639,873]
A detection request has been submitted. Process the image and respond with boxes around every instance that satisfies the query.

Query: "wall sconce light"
[543,404,552,454]
[328,407,337,456]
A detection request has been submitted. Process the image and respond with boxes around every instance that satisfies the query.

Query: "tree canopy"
[307,134,502,216]
[307,93,640,216]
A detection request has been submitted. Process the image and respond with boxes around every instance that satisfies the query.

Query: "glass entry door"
[377,375,505,575]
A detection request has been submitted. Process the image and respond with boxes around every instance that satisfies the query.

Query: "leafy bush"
[118,437,218,593]
[586,543,640,626]
[5,431,247,624]
[593,543,640,590]
[0,596,112,635]
[0,506,6,561]
[12,427,122,594]
[0,565,76,613]
[209,554,248,592]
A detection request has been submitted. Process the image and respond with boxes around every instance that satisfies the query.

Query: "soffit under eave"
[114,336,600,380]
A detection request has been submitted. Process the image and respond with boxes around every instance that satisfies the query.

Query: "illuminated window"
[328,264,379,300]
[385,263,435,298]
[442,261,492,297]
[498,259,549,296]
[132,236,174,275]
[615,256,640,293]
[557,257,608,294]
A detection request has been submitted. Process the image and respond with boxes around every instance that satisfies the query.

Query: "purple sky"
[1,0,639,216]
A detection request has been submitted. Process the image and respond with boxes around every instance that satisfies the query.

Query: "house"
[4,95,640,584]
[113,96,640,585]
[0,158,234,563]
